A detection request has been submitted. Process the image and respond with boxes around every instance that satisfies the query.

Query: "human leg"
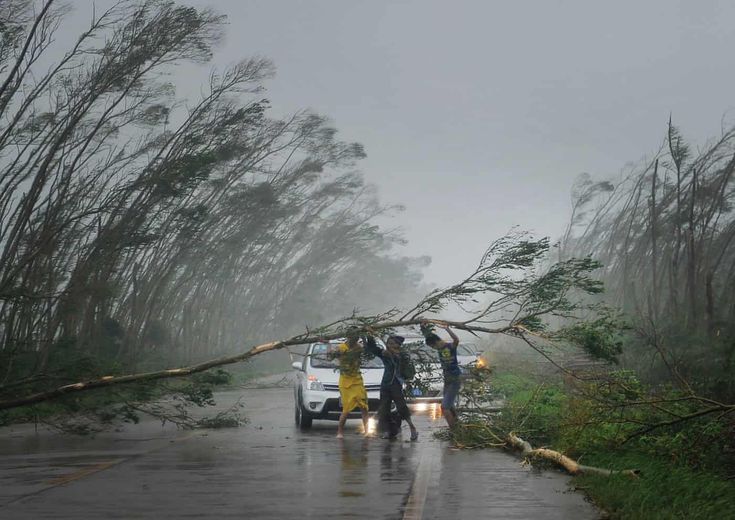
[360,407,369,435]
[376,385,391,435]
[441,379,461,428]
[389,382,418,440]
[337,385,353,438]
[337,408,349,438]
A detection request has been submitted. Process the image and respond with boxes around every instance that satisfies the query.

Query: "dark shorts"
[442,378,461,410]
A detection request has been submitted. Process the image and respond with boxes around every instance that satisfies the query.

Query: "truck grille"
[322,383,381,392]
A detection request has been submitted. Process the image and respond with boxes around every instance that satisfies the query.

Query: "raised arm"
[363,335,384,358]
[325,344,341,361]
[444,326,459,348]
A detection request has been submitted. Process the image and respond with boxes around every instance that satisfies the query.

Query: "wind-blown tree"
[1,0,237,368]
[560,119,735,399]
[0,1,427,391]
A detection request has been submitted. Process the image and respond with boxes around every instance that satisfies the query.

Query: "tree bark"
[507,433,640,478]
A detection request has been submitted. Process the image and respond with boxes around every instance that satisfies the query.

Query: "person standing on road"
[423,324,462,428]
[330,336,370,439]
[364,335,419,441]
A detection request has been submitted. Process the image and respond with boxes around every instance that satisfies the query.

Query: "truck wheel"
[295,393,313,430]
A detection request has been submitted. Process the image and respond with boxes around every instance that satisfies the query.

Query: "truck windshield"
[309,343,384,369]
[403,341,438,364]
[457,344,479,356]
[403,341,478,359]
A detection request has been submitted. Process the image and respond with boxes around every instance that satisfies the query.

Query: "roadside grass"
[573,451,735,520]
[461,369,735,519]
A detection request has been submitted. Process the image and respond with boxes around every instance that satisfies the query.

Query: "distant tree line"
[0,0,428,391]
[561,119,735,399]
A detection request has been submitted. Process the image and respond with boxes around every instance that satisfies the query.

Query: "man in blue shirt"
[423,325,461,428]
[365,335,419,440]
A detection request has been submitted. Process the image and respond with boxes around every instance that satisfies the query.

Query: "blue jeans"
[442,378,461,411]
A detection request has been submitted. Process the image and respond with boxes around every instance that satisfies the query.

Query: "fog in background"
[167,0,735,286]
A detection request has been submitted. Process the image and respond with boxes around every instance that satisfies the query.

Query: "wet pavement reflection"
[0,380,599,519]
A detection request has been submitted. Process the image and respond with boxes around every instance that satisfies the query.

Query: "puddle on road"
[410,402,444,421]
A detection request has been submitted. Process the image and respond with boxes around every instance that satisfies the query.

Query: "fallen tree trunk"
[0,339,286,411]
[507,433,640,478]
[0,318,511,411]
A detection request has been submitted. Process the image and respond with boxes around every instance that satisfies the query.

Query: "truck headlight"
[307,375,324,391]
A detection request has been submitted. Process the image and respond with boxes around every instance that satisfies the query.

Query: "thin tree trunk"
[686,167,698,327]
[649,159,660,320]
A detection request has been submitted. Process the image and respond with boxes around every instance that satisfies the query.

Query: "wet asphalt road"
[0,378,599,519]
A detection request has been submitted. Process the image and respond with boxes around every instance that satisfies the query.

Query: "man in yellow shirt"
[330,336,370,438]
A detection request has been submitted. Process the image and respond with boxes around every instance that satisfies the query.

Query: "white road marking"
[403,449,436,520]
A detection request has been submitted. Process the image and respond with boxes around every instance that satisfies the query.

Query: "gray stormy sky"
[82,1,735,286]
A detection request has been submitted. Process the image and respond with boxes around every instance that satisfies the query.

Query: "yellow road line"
[403,450,435,520]
[46,459,124,486]
[43,431,199,487]
[1,431,201,508]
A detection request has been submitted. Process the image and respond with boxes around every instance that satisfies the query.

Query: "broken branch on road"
[506,433,640,478]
